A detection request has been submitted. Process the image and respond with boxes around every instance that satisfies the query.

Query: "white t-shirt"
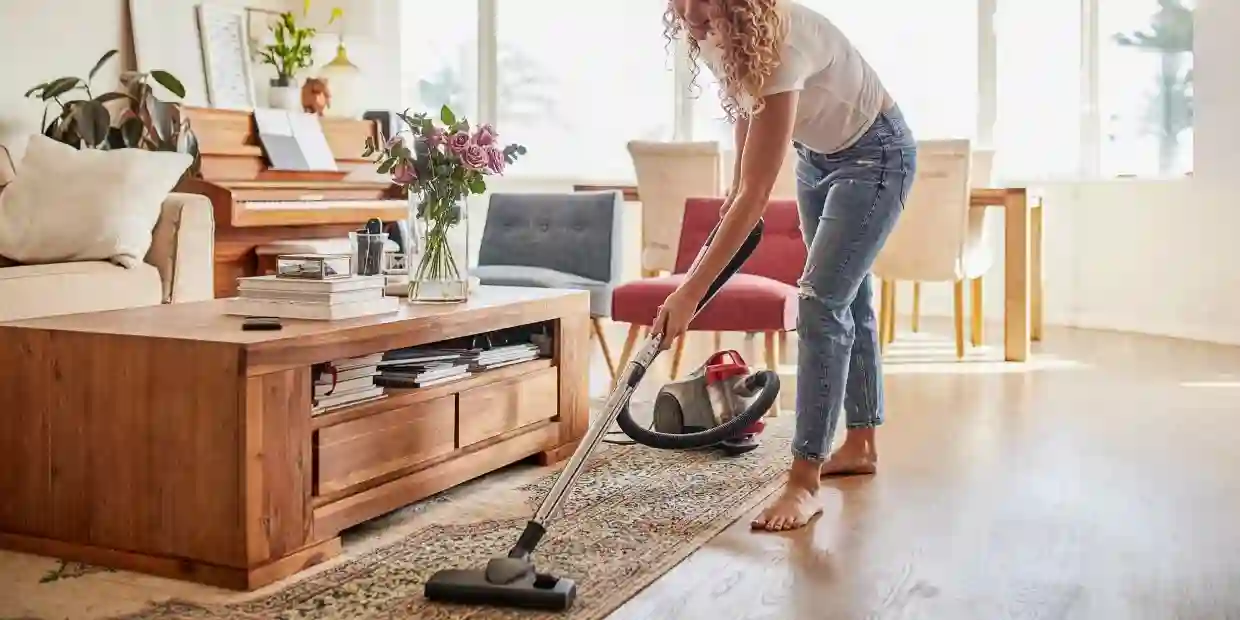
[698,1,890,154]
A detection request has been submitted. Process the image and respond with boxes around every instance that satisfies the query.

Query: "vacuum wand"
[527,218,764,533]
[423,219,765,612]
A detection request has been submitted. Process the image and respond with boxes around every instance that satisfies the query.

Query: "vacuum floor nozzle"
[424,561,577,611]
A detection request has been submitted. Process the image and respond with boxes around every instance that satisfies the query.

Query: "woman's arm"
[719,116,750,215]
[678,91,798,303]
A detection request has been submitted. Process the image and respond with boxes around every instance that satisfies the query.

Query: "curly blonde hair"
[664,0,787,121]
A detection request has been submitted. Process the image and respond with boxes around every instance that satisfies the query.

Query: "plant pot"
[407,191,470,303]
[268,78,301,112]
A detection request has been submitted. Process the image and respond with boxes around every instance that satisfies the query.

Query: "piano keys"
[176,107,407,297]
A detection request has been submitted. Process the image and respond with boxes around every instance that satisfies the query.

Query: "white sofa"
[0,146,215,322]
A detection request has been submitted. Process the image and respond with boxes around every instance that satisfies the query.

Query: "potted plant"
[364,105,526,302]
[257,3,340,111]
[24,49,200,182]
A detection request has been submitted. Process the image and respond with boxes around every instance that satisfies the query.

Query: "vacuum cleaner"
[424,219,780,612]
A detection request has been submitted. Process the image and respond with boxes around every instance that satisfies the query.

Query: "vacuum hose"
[615,370,780,450]
[612,218,781,450]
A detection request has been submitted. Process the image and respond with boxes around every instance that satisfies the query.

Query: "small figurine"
[301,78,331,116]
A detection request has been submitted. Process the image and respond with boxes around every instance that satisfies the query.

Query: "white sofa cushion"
[0,261,163,322]
[0,134,191,268]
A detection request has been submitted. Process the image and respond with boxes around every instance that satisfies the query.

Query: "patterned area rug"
[0,412,794,620]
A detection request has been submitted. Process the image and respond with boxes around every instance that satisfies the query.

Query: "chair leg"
[970,276,984,347]
[953,280,966,359]
[887,282,898,345]
[591,317,616,382]
[612,324,642,390]
[669,335,687,379]
[879,279,894,352]
[777,330,788,365]
[763,331,781,417]
[713,331,722,352]
[878,279,888,352]
[911,281,921,332]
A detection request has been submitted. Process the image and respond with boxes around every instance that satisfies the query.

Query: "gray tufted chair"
[474,191,626,378]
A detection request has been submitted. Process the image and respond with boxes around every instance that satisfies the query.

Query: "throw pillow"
[0,134,191,268]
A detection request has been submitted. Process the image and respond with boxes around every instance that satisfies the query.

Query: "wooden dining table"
[573,183,1043,362]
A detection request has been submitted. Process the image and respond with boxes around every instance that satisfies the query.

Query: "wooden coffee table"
[0,286,590,590]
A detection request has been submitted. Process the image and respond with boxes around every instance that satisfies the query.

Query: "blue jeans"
[791,106,917,462]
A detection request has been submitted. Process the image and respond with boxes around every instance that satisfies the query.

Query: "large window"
[1098,0,1194,177]
[400,0,1195,182]
[399,2,477,123]
[495,0,676,180]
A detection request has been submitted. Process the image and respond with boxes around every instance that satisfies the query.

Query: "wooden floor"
[605,325,1240,620]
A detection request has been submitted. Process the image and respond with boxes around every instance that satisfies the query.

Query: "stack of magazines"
[376,348,471,388]
[375,342,542,389]
[463,343,541,371]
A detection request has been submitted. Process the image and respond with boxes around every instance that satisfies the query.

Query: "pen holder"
[350,232,389,276]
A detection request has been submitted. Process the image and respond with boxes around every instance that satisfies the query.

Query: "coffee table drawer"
[315,396,456,496]
[457,367,559,448]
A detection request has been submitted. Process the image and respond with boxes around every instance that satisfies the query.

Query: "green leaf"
[329,7,343,24]
[439,105,456,126]
[377,157,396,175]
[42,77,81,100]
[468,177,486,194]
[93,91,134,104]
[89,50,119,81]
[119,116,145,148]
[24,82,47,98]
[149,70,186,99]
[73,100,111,147]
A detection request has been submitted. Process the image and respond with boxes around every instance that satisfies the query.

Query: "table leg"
[1030,198,1044,342]
[1003,189,1032,362]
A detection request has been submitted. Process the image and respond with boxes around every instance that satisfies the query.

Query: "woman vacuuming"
[653,0,917,531]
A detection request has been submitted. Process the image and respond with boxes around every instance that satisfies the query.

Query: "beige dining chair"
[873,139,993,358]
[626,141,722,277]
[721,146,799,200]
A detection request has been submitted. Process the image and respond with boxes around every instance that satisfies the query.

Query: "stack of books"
[313,353,385,415]
[376,348,472,388]
[228,274,399,320]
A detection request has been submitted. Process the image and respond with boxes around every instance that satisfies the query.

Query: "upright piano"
[177,107,407,298]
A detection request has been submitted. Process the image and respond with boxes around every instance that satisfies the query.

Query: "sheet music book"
[253,108,339,172]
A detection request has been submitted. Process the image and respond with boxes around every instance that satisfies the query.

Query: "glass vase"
[407,191,470,303]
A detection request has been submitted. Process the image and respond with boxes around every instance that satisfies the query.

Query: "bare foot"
[750,484,823,531]
[821,430,878,478]
[819,450,877,477]
[751,459,823,531]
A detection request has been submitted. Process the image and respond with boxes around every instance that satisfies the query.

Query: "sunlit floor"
[600,322,1240,620]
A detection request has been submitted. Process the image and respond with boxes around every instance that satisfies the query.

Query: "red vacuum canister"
[703,350,766,435]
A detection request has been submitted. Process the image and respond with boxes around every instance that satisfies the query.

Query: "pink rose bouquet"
[363,104,526,295]
[363,104,526,201]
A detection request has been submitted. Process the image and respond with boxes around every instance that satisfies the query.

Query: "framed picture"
[196,4,256,110]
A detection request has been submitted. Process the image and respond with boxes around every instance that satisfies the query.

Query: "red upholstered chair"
[610,197,805,397]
